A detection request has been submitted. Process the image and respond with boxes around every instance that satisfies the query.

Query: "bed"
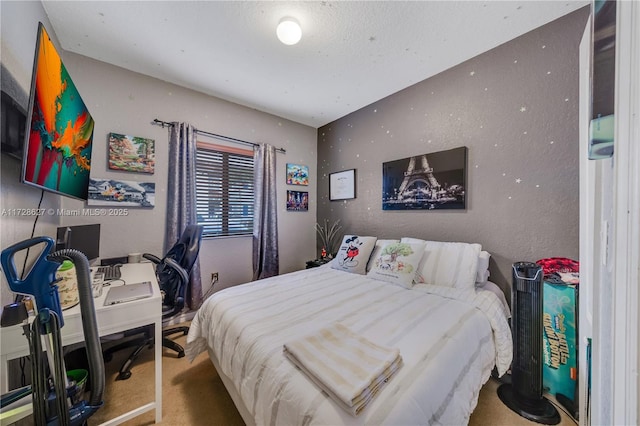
[185,237,512,426]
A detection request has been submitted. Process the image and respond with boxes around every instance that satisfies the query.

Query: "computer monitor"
[55,224,100,262]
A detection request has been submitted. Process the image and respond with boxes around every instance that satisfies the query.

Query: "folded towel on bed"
[283,322,403,416]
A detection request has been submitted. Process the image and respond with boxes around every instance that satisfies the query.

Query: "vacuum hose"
[48,249,105,407]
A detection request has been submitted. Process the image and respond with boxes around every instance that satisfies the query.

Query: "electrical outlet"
[211,272,219,284]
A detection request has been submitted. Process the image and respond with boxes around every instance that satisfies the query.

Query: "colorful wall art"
[108,132,155,173]
[87,178,155,208]
[22,23,95,200]
[286,163,309,185]
[287,190,308,211]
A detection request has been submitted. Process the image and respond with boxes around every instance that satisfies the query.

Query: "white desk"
[0,262,163,425]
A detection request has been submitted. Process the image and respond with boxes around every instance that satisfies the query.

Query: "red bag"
[536,257,579,274]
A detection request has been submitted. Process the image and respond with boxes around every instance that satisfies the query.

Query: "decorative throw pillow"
[366,239,400,272]
[366,241,426,288]
[403,239,481,290]
[399,237,429,284]
[330,235,377,275]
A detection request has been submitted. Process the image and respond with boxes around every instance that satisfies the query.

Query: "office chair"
[103,224,203,380]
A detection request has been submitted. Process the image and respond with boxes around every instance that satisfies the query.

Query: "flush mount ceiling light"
[276,17,302,45]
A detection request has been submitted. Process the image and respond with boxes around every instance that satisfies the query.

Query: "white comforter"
[186,266,512,426]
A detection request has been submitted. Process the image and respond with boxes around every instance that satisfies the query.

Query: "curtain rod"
[151,119,286,154]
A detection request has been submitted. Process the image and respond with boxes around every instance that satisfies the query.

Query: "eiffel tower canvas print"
[382,146,467,210]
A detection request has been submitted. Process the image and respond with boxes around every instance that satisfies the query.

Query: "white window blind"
[195,143,254,237]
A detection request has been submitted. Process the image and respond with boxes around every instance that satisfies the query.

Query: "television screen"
[22,22,94,200]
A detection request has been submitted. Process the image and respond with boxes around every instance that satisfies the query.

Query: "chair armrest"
[142,253,162,264]
[164,258,190,286]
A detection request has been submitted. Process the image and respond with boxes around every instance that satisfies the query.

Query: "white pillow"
[476,251,491,283]
[367,241,426,288]
[476,280,511,318]
[400,237,481,289]
[366,239,400,272]
[331,235,377,275]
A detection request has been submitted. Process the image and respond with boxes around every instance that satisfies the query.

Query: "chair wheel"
[177,351,185,358]
[182,330,188,336]
[117,371,131,381]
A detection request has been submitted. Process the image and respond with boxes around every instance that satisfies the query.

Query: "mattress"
[185,265,512,425]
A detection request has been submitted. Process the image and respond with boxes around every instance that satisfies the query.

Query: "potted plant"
[314,219,342,259]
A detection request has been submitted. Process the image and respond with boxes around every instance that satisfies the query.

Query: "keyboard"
[96,264,122,280]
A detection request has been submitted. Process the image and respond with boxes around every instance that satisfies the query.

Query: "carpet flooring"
[89,322,579,426]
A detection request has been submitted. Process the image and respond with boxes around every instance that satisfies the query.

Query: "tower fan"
[498,262,560,424]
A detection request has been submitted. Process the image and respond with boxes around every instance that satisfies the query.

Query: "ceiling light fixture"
[276,17,302,45]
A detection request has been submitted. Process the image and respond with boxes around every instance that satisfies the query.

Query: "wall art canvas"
[589,0,616,159]
[287,190,308,211]
[87,178,155,208]
[382,146,467,210]
[286,163,309,185]
[108,132,155,173]
[22,23,95,200]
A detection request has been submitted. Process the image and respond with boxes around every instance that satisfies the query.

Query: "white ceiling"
[43,1,588,128]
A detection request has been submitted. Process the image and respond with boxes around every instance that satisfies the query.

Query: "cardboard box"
[542,279,578,400]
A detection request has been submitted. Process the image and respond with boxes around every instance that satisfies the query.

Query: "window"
[195,142,254,237]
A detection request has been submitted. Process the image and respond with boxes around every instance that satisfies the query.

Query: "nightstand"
[305,258,331,269]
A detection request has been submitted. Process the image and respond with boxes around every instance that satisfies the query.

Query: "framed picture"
[329,169,356,201]
[108,132,155,174]
[382,146,467,210]
[287,190,308,211]
[286,163,309,185]
[87,178,155,208]
[21,24,94,201]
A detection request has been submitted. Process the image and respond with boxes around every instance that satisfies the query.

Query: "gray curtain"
[166,122,202,309]
[252,143,279,280]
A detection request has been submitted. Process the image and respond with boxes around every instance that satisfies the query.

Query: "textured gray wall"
[317,8,590,295]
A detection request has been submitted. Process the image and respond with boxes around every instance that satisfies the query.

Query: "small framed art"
[87,178,155,208]
[286,163,309,185]
[287,190,308,211]
[108,133,155,174]
[329,169,356,201]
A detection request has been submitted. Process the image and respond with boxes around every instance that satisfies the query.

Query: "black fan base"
[497,383,561,425]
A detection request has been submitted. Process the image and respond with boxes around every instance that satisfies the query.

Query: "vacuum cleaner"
[0,236,104,425]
